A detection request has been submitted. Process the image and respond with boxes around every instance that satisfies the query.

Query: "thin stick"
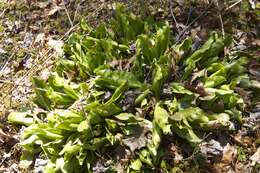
[0,8,6,18]
[175,0,215,44]
[217,1,225,38]
[226,0,242,10]
[0,79,31,86]
[182,132,212,161]
[0,48,18,75]
[169,0,180,33]
[73,2,81,24]
[185,6,193,26]
[219,14,225,37]
[64,4,73,27]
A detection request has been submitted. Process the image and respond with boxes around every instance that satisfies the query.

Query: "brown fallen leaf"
[0,128,13,143]
[232,130,254,147]
[215,143,237,172]
[221,143,237,164]
[252,39,260,47]
[250,147,260,166]
[48,5,62,16]
[235,87,251,105]
[170,144,183,164]
[122,125,149,152]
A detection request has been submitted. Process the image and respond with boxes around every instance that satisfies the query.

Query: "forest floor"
[0,0,259,172]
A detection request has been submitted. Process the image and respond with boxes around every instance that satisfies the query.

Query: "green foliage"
[237,146,249,162]
[8,3,258,172]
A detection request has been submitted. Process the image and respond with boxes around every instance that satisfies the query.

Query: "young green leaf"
[8,112,33,126]
[154,104,171,135]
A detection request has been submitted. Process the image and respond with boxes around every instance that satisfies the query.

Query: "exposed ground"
[0,0,259,172]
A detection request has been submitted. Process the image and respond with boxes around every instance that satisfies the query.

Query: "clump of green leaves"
[8,3,259,173]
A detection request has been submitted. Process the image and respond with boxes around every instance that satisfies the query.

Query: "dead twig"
[0,79,31,86]
[169,0,180,33]
[182,132,213,161]
[216,1,225,38]
[0,8,6,18]
[219,13,225,37]
[175,0,215,44]
[73,1,81,24]
[226,0,242,10]
[185,6,193,26]
[0,48,18,76]
[63,4,73,27]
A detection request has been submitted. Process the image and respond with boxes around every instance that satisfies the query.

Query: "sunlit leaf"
[8,112,33,126]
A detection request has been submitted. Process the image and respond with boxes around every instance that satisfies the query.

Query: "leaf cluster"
[8,3,260,173]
